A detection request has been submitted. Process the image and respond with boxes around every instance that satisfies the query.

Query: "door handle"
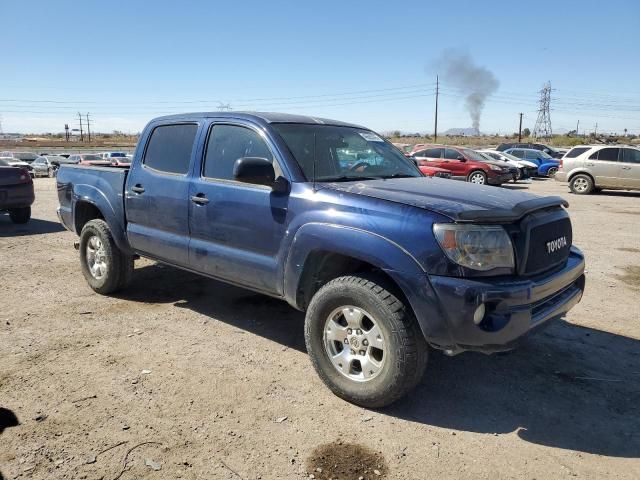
[131,185,145,194]
[622,166,631,170]
[586,163,595,166]
[191,194,210,205]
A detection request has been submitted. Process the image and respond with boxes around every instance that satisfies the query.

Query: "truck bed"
[56,164,129,235]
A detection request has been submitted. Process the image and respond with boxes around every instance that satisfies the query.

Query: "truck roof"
[153,111,364,129]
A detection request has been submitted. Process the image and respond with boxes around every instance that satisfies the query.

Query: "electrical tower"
[533,81,553,138]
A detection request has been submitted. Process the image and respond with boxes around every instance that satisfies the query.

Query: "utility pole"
[65,124,69,142]
[576,120,579,137]
[518,113,523,142]
[85,113,91,143]
[434,75,439,142]
[78,112,84,142]
[594,123,598,136]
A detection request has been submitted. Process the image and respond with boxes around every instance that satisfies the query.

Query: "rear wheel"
[468,170,487,185]
[9,207,30,224]
[547,166,558,177]
[47,167,54,178]
[569,174,594,195]
[79,219,134,294]
[305,274,428,408]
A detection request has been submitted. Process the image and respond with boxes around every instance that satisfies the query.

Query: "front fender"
[72,184,132,254]
[283,222,453,345]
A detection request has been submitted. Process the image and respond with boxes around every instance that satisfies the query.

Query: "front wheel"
[9,207,30,224]
[79,219,134,294]
[547,166,558,177]
[468,170,487,185]
[47,167,54,178]
[304,274,428,408]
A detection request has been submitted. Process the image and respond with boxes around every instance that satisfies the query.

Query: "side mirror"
[457,155,466,161]
[233,157,276,187]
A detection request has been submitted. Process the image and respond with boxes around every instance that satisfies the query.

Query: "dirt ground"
[1,177,639,480]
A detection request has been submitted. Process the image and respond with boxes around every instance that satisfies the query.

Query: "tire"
[467,170,487,185]
[47,168,54,178]
[569,174,594,195]
[9,207,31,224]
[304,274,428,408]
[79,219,134,294]
[547,166,558,177]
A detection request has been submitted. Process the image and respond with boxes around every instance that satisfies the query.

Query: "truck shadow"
[119,263,640,458]
[0,215,65,236]
[0,407,20,480]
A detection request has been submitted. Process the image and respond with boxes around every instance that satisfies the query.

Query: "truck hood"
[323,177,568,222]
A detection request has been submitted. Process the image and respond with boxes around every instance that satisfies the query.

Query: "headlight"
[489,164,502,171]
[433,224,515,271]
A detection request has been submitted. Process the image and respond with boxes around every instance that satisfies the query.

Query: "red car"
[412,145,512,185]
[418,165,452,178]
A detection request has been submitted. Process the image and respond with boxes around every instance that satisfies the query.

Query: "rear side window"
[589,148,619,161]
[423,148,442,158]
[144,124,198,174]
[203,124,274,180]
[509,150,524,158]
[622,148,640,164]
[565,147,591,158]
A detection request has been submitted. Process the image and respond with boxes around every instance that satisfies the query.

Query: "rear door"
[188,121,289,294]
[125,122,200,268]
[441,148,468,178]
[414,147,444,167]
[585,147,620,187]
[620,148,640,189]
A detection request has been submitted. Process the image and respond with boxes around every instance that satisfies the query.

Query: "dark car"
[0,159,34,223]
[56,112,585,408]
[412,145,513,185]
[496,142,563,159]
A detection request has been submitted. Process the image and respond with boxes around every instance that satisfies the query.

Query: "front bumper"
[425,247,585,354]
[487,172,514,185]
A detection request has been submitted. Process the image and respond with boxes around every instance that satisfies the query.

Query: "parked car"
[479,149,538,179]
[0,156,31,170]
[31,156,65,177]
[496,142,564,159]
[56,112,585,407]
[0,160,34,223]
[100,151,129,160]
[555,145,640,194]
[504,148,561,177]
[392,143,412,155]
[475,152,519,181]
[412,145,513,185]
[68,154,112,166]
[0,151,39,173]
[110,156,132,167]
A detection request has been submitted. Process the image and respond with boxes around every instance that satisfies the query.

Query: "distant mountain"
[442,127,480,136]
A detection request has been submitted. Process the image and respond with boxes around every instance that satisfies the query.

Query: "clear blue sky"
[2,0,639,135]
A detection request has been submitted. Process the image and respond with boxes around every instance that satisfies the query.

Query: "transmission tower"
[533,81,553,138]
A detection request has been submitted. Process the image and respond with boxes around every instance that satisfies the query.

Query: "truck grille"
[524,217,572,274]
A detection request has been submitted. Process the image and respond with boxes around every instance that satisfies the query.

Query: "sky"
[2,0,639,136]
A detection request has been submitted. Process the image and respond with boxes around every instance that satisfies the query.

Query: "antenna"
[312,132,317,193]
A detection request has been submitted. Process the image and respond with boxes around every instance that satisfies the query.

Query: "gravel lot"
[1,177,639,480]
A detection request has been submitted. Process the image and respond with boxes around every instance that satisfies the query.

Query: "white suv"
[555,145,640,194]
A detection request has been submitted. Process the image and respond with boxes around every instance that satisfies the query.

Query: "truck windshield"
[272,124,421,182]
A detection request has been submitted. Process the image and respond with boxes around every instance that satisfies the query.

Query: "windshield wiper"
[318,175,382,182]
[377,173,417,179]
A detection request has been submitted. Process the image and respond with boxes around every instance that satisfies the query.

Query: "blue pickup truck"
[57,112,585,407]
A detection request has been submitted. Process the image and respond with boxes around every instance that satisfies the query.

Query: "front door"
[188,121,289,294]
[585,147,620,187]
[620,148,640,189]
[125,122,200,268]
